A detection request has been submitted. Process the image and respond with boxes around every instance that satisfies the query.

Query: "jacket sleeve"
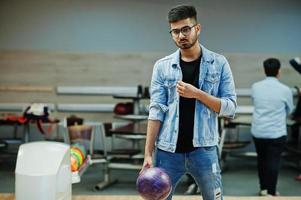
[218,57,237,118]
[148,61,168,122]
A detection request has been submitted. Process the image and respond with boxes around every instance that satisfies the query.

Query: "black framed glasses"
[169,24,197,37]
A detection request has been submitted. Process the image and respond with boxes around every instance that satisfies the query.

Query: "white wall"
[0,0,300,53]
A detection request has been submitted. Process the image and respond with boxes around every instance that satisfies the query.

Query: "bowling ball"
[72,144,86,160]
[70,155,79,172]
[73,143,87,156]
[114,102,133,115]
[71,148,83,166]
[136,167,172,200]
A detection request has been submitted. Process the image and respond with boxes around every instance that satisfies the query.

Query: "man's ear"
[196,24,201,36]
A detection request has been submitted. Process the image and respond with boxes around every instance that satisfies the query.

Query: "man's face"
[169,18,201,49]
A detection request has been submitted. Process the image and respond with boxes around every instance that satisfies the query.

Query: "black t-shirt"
[175,54,201,153]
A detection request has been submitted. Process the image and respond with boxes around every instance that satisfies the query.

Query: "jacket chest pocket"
[202,72,220,95]
[164,79,177,104]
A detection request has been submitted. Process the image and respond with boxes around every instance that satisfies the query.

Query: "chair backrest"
[97,122,110,157]
[62,116,84,144]
[103,122,112,137]
[66,115,84,127]
[67,125,94,156]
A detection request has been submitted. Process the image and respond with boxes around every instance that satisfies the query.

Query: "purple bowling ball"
[136,167,172,200]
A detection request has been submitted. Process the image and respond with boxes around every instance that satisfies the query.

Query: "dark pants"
[253,136,287,195]
[186,174,195,185]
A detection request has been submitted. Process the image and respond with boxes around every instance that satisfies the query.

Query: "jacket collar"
[171,44,214,69]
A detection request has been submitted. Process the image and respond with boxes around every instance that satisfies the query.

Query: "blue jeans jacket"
[148,44,237,152]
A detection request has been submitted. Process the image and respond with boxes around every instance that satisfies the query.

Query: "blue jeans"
[155,147,223,200]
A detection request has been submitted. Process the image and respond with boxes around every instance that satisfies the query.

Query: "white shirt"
[251,77,294,139]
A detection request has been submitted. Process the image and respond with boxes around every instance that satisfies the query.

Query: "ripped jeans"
[155,147,223,200]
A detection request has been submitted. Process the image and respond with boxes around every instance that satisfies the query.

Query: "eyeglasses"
[169,24,197,37]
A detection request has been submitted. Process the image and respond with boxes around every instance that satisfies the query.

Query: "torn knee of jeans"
[212,163,217,173]
[214,187,222,200]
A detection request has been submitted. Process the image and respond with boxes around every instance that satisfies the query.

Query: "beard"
[175,35,198,49]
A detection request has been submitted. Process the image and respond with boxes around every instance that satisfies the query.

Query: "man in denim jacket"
[141,5,237,200]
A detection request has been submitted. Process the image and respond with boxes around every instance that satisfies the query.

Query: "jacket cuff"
[219,98,236,119]
[148,102,168,122]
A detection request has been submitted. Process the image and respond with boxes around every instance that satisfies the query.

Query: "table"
[224,115,301,152]
[220,116,252,154]
[113,114,148,150]
[219,116,301,170]
[0,119,24,143]
[109,122,147,150]
[0,118,59,143]
[114,114,148,123]
[109,122,147,136]
[235,105,254,115]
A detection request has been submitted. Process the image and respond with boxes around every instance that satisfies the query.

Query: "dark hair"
[263,58,281,77]
[168,5,197,23]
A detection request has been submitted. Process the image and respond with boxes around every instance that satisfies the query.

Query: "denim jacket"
[148,44,237,153]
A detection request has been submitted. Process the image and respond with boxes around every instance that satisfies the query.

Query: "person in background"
[289,57,301,74]
[289,57,301,181]
[141,4,237,200]
[251,58,294,196]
